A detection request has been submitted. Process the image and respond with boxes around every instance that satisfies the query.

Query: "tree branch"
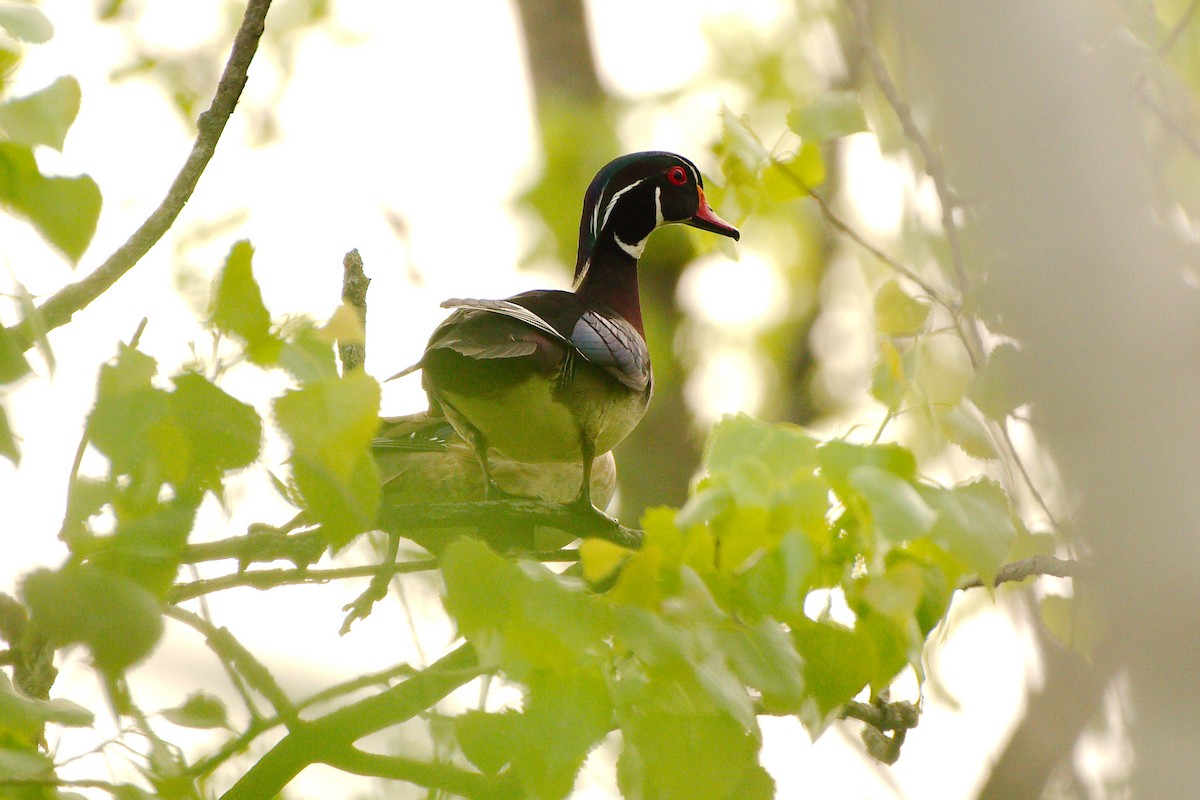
[9,0,274,347]
[958,555,1084,590]
[164,604,298,724]
[168,559,438,603]
[186,661,418,781]
[377,499,643,549]
[179,517,323,568]
[219,643,482,800]
[320,745,516,800]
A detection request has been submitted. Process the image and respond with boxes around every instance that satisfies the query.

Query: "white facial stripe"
[654,185,664,227]
[600,177,646,232]
[573,257,591,290]
[613,233,647,259]
[684,160,701,186]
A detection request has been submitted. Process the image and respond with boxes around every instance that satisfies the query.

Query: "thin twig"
[168,559,439,603]
[186,661,419,780]
[164,604,299,725]
[957,555,1084,590]
[8,0,274,348]
[339,249,369,373]
[1158,0,1200,55]
[849,0,969,299]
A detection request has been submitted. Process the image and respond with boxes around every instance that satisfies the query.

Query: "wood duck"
[390,151,740,516]
[374,411,617,507]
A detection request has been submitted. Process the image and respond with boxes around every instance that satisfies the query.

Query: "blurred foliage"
[0,15,100,271]
[4,0,1200,798]
[0,6,101,467]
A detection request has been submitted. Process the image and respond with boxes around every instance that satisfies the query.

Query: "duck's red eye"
[666,166,688,186]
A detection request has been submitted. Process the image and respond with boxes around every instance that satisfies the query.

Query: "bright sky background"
[0,2,1045,798]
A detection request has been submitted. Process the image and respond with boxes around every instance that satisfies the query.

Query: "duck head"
[573,151,740,286]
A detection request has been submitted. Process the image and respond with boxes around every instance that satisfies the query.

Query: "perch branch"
[378,499,643,549]
[9,0,274,348]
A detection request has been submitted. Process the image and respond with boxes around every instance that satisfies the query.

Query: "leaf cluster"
[423,412,1028,798]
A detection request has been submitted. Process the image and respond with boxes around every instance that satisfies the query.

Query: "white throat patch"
[614,233,648,259]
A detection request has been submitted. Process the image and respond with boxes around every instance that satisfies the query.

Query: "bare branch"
[9,0,274,347]
[339,249,369,373]
[958,555,1084,590]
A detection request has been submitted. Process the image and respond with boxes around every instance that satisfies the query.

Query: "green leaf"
[208,240,281,364]
[0,403,16,464]
[274,370,380,547]
[787,92,869,141]
[970,343,1028,421]
[616,709,774,800]
[920,479,1017,582]
[847,465,937,544]
[0,3,54,43]
[731,531,814,621]
[717,107,768,187]
[0,673,93,742]
[939,400,998,459]
[441,538,608,677]
[0,142,101,263]
[791,617,874,735]
[454,710,514,776]
[716,617,805,714]
[0,746,53,780]
[101,498,197,596]
[1040,593,1104,660]
[875,279,930,336]
[168,371,261,489]
[86,344,172,478]
[818,439,917,499]
[22,565,164,674]
[614,602,756,730]
[12,279,53,373]
[161,692,228,729]
[112,785,159,800]
[0,322,31,384]
[870,339,907,411]
[276,321,339,382]
[0,76,81,150]
[792,140,826,187]
[511,671,613,798]
[912,336,974,409]
[856,561,925,623]
[688,414,824,527]
[889,546,960,636]
[704,413,819,478]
